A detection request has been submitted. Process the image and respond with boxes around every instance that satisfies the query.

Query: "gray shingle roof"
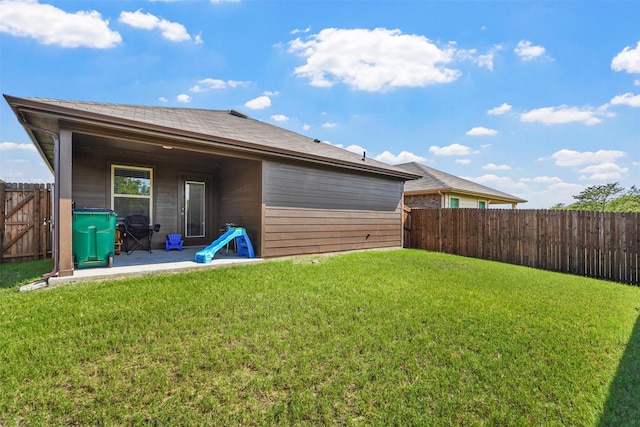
[5,96,419,180]
[396,162,527,204]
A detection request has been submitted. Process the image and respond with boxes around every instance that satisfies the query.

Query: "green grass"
[1,250,639,426]
[0,258,53,289]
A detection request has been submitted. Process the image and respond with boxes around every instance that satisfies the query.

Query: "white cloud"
[550,149,626,167]
[0,141,36,151]
[154,20,190,42]
[119,9,191,42]
[429,143,471,156]
[520,105,606,125]
[176,94,191,103]
[291,27,311,35]
[482,163,511,171]
[194,32,203,44]
[610,92,640,107]
[244,96,271,110]
[611,41,640,73]
[344,144,366,154]
[119,9,157,30]
[159,96,168,102]
[322,122,337,128]
[635,80,640,86]
[514,40,547,61]
[271,114,289,122]
[456,44,503,71]
[477,44,503,71]
[487,103,512,115]
[374,150,427,164]
[455,159,471,165]
[467,174,526,190]
[330,144,367,155]
[578,162,628,180]
[466,126,497,136]
[518,176,585,207]
[302,124,311,131]
[189,78,250,92]
[520,176,564,185]
[210,0,241,3]
[0,0,121,48]
[288,27,460,92]
[263,91,279,96]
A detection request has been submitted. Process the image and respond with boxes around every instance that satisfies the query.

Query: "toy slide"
[194,227,255,263]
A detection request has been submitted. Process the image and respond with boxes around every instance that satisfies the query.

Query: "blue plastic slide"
[194,227,255,263]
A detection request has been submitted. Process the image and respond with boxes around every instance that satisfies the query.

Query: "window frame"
[478,200,487,209]
[449,197,460,208]
[111,164,154,222]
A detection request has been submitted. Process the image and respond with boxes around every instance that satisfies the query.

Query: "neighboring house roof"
[4,95,419,181]
[396,162,527,205]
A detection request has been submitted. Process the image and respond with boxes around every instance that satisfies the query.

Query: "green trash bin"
[72,209,117,269]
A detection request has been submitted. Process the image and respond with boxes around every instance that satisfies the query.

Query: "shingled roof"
[4,95,419,180]
[396,162,527,204]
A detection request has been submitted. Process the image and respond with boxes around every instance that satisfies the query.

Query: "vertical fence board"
[409,208,639,286]
[1,182,52,263]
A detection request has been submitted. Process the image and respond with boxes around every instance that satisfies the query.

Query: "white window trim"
[111,164,153,222]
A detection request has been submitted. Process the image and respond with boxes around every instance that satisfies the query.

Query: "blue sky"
[1,0,638,208]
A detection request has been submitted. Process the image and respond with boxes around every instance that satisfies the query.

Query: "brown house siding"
[404,193,442,209]
[262,160,403,258]
[71,135,262,251]
[70,133,406,260]
[217,158,263,256]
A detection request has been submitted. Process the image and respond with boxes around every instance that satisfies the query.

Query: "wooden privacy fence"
[1,182,52,263]
[408,208,640,286]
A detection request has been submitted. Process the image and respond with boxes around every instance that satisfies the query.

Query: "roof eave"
[5,95,420,181]
[405,188,526,204]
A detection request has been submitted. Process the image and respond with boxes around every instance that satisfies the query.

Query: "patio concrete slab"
[47,246,262,286]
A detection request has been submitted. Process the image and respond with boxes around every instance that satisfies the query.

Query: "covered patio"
[47,247,262,286]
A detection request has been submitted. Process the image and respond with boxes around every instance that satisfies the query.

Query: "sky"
[0,0,639,208]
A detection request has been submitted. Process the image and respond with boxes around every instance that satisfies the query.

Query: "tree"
[550,202,567,210]
[607,185,640,212]
[572,183,624,212]
[551,183,640,212]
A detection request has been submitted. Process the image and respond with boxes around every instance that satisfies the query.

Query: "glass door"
[184,181,206,238]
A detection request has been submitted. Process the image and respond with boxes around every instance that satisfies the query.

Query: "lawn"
[1,250,638,426]
[0,258,52,289]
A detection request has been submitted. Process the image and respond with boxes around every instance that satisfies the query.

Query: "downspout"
[438,191,444,252]
[17,113,60,279]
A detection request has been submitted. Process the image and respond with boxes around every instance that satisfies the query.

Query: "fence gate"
[1,182,52,263]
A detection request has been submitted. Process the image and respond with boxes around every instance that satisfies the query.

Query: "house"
[5,95,419,278]
[396,162,526,209]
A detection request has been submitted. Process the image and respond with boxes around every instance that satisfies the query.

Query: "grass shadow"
[599,308,640,426]
[0,259,53,289]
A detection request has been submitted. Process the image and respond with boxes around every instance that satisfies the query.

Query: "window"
[478,201,487,209]
[449,197,459,208]
[112,165,152,221]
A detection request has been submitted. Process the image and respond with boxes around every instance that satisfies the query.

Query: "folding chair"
[119,215,161,254]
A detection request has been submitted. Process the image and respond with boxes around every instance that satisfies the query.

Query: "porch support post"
[58,128,73,277]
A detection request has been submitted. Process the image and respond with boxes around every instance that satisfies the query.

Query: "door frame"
[178,172,214,247]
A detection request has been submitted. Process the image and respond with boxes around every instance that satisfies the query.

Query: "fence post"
[0,181,4,264]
